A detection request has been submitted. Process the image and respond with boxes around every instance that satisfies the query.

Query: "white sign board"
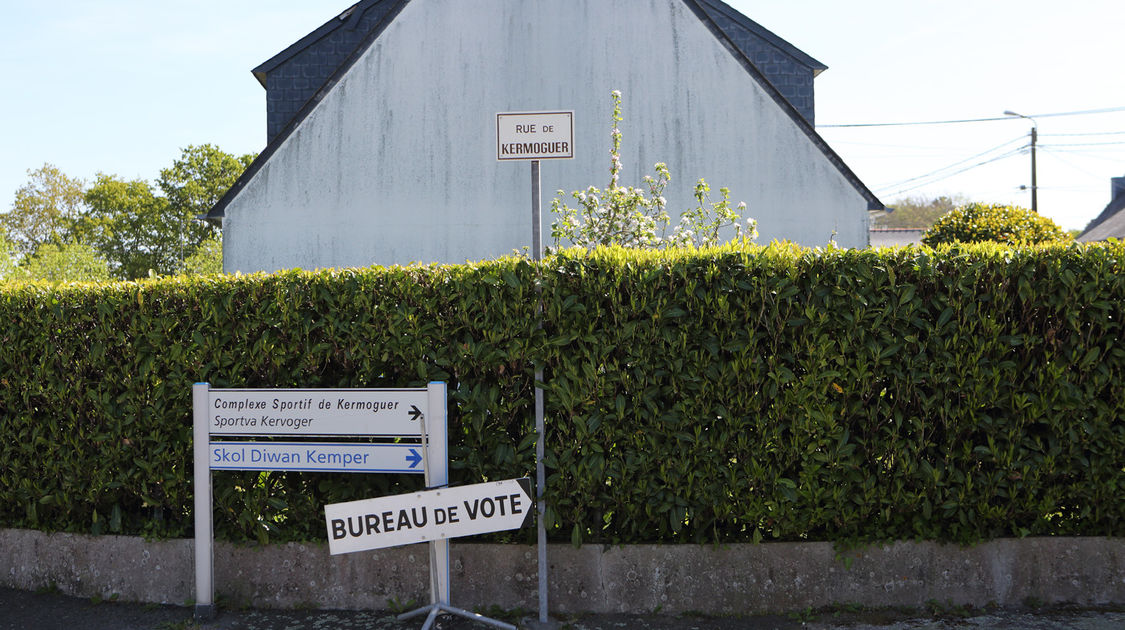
[193,383,448,620]
[325,478,532,554]
[207,388,426,436]
[496,111,574,160]
[208,441,425,474]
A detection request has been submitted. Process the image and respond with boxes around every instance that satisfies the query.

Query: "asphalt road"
[1,586,1123,630]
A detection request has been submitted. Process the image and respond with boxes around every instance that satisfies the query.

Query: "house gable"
[213,0,879,271]
[254,0,828,143]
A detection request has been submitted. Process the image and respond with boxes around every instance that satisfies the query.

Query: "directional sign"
[208,441,425,474]
[496,111,574,161]
[325,478,533,554]
[207,388,427,437]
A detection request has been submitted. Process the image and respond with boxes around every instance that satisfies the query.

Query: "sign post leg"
[397,383,517,630]
[192,383,215,621]
[427,382,450,604]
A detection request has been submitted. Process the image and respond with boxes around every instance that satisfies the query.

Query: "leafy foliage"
[75,174,178,279]
[872,195,967,229]
[0,164,86,256]
[3,146,251,281]
[0,243,1122,547]
[551,92,755,250]
[21,242,111,283]
[0,231,20,280]
[181,235,223,276]
[922,203,1071,246]
[156,144,254,264]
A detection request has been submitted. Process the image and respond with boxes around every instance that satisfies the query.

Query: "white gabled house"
[207,0,882,272]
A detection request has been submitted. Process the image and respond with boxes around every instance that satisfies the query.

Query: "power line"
[1041,130,1125,137]
[820,116,1008,129]
[1042,147,1125,163]
[818,105,1125,128]
[873,136,1025,192]
[1039,141,1125,148]
[876,148,1025,198]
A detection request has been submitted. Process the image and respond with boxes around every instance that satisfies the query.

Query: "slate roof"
[252,0,406,143]
[207,0,882,220]
[1077,181,1125,242]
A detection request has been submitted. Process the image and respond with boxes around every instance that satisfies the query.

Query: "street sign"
[208,441,425,473]
[207,388,426,436]
[496,111,574,160]
[325,478,532,554]
[193,383,448,621]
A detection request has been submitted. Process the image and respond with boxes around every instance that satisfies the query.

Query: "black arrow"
[409,405,423,422]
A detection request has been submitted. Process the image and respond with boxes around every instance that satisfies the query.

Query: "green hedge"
[1,243,1122,546]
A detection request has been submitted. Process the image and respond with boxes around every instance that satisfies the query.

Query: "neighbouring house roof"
[206,0,882,222]
[1077,190,1125,242]
[869,228,925,248]
[696,0,827,77]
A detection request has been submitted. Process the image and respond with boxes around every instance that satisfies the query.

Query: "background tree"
[0,231,21,280]
[157,144,254,269]
[922,203,1071,246]
[75,174,177,279]
[181,234,223,275]
[870,194,968,229]
[4,145,250,282]
[0,164,85,256]
[22,242,111,283]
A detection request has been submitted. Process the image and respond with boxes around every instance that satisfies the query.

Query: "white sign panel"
[207,388,426,437]
[208,441,425,474]
[496,111,574,160]
[325,478,532,554]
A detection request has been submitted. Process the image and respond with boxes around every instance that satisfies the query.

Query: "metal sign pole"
[531,159,550,624]
[192,383,215,621]
[532,160,542,259]
[497,111,571,628]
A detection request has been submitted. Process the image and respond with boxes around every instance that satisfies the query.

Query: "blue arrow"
[405,448,422,469]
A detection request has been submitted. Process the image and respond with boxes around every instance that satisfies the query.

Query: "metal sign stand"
[395,402,516,630]
[194,382,510,628]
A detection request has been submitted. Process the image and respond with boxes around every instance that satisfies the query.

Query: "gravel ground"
[1,587,1122,630]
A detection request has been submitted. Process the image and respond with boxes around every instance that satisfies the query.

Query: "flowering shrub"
[922,203,1071,246]
[550,91,756,250]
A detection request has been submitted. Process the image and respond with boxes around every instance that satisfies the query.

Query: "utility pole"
[1004,110,1038,213]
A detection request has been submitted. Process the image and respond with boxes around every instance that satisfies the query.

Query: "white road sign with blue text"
[208,441,425,473]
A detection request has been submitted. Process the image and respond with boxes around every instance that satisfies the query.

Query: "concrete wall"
[223,0,870,273]
[3,529,1122,614]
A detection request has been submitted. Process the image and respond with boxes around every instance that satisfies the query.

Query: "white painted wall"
[223,0,871,272]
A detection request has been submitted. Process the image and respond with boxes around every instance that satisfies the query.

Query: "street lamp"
[1004,110,1038,213]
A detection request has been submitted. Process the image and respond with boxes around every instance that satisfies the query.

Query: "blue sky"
[1,0,1122,231]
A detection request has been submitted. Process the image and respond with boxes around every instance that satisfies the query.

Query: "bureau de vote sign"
[325,478,533,554]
